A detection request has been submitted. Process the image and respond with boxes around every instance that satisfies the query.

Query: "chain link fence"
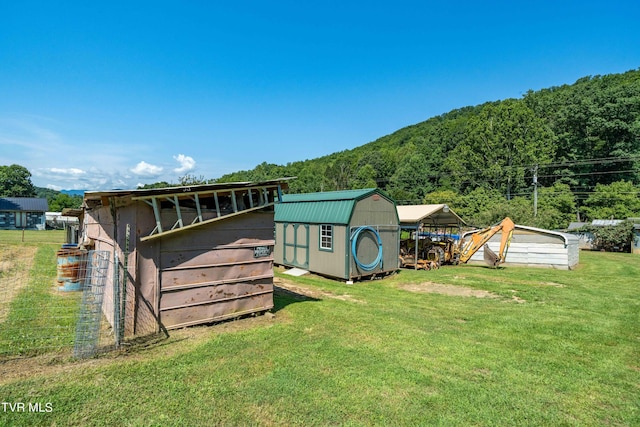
[0,244,130,360]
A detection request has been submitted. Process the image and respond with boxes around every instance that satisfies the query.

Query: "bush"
[581,221,635,252]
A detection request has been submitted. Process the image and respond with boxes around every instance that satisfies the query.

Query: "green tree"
[0,164,36,197]
[582,180,640,220]
[445,100,556,197]
[178,174,213,186]
[534,182,577,229]
[352,164,377,189]
[388,150,434,203]
[137,181,174,189]
[49,193,82,211]
[456,187,506,227]
[422,189,462,206]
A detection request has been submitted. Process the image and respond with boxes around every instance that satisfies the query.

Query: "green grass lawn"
[1,250,638,426]
[0,243,82,357]
[0,229,66,245]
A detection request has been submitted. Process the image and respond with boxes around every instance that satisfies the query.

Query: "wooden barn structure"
[274,188,400,281]
[461,224,579,270]
[80,179,290,336]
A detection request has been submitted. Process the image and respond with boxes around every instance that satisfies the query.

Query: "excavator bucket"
[483,244,500,267]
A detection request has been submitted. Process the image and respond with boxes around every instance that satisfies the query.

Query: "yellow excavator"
[455,217,515,267]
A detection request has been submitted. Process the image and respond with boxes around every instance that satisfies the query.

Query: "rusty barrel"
[57,247,87,291]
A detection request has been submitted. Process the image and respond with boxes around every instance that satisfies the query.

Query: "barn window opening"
[320,225,333,251]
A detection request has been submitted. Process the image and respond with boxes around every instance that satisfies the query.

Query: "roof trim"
[280,188,383,203]
[84,178,294,200]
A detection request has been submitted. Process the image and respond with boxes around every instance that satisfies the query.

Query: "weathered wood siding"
[155,211,275,330]
[85,200,276,335]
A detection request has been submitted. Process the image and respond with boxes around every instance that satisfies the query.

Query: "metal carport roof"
[396,204,466,227]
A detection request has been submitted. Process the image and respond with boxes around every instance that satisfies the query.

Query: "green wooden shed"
[274,188,400,281]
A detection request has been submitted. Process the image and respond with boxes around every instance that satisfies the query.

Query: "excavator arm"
[457,217,515,267]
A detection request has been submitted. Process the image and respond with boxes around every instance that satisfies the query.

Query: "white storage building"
[462,224,579,270]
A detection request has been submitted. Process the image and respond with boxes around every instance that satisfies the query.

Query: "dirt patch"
[541,282,565,287]
[400,281,501,299]
[274,277,364,304]
[0,246,38,322]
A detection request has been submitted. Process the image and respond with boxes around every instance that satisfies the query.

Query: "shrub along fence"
[0,244,130,360]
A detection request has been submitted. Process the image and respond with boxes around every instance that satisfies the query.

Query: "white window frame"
[320,224,333,251]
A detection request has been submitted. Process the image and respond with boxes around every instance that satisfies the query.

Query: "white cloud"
[173,154,196,173]
[48,167,86,176]
[131,161,163,177]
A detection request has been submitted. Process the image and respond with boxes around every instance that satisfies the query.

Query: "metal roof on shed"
[0,197,48,212]
[275,188,390,224]
[280,188,379,203]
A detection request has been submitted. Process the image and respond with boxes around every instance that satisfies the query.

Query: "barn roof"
[0,197,48,212]
[83,178,294,200]
[396,204,466,227]
[83,178,293,241]
[275,188,393,224]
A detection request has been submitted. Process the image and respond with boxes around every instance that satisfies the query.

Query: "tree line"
[3,69,639,229]
[216,69,640,228]
[0,164,83,211]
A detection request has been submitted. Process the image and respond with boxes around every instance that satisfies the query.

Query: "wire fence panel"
[73,250,110,358]
[0,244,116,360]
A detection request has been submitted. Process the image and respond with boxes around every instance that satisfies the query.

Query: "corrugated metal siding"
[468,234,579,270]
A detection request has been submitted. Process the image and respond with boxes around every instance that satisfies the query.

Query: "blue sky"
[1,1,639,191]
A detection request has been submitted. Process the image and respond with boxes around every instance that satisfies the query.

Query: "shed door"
[283,223,309,269]
[15,212,27,228]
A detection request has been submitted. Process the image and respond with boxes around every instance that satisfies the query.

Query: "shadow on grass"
[272,285,320,313]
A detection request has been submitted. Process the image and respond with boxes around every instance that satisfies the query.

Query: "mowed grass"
[0,231,79,357]
[0,229,66,245]
[0,242,82,357]
[0,250,638,426]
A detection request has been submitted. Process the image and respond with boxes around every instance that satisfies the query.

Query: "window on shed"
[320,225,333,251]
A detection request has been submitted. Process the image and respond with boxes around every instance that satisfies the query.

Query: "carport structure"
[396,204,466,268]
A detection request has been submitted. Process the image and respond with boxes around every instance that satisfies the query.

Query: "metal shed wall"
[464,227,579,270]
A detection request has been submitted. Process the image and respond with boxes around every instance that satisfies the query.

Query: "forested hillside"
[217,69,640,228]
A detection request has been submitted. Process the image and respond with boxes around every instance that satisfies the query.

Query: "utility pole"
[532,165,538,217]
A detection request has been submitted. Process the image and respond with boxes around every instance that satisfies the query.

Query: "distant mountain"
[61,190,86,196]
